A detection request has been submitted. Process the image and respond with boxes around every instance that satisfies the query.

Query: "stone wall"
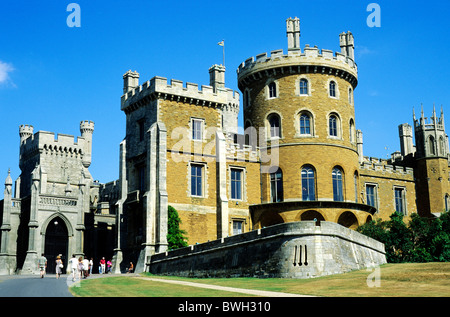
[147,221,386,279]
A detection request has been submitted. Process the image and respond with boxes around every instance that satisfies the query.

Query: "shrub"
[167,205,188,250]
[357,212,450,263]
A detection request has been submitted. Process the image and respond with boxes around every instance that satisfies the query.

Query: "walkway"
[136,276,312,297]
[0,273,313,297]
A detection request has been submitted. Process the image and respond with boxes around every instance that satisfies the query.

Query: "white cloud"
[0,61,14,86]
[355,45,375,58]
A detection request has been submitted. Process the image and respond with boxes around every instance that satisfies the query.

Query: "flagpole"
[218,40,225,67]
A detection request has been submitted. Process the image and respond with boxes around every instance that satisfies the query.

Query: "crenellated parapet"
[237,45,358,90]
[360,156,414,177]
[18,122,94,172]
[224,134,260,162]
[121,75,240,115]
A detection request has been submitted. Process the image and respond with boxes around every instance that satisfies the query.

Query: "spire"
[421,103,425,125]
[5,168,12,186]
[441,105,445,127]
[413,107,416,122]
[432,103,437,124]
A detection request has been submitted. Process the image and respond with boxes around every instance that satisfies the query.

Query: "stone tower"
[80,120,95,168]
[238,17,371,229]
[413,105,450,217]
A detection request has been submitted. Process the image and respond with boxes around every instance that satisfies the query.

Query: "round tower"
[19,124,34,144]
[240,17,373,229]
[80,120,94,168]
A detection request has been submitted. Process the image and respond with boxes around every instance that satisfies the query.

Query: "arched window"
[445,194,450,212]
[301,166,316,201]
[299,78,308,95]
[299,113,311,135]
[348,87,352,104]
[268,82,277,98]
[354,172,358,203]
[349,119,355,143]
[332,167,344,201]
[329,81,336,97]
[268,113,281,138]
[329,114,338,137]
[429,136,436,155]
[270,168,283,202]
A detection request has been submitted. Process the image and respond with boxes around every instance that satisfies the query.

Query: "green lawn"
[70,262,450,297]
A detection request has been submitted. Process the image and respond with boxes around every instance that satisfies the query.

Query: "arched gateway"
[44,216,69,274]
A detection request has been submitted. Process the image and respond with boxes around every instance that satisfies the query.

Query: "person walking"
[55,255,63,279]
[69,254,78,281]
[82,256,89,278]
[106,259,112,273]
[89,258,93,275]
[77,257,84,280]
[38,253,47,278]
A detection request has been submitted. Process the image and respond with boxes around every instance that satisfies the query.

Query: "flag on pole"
[218,40,225,66]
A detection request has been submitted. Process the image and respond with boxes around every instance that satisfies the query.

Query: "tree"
[358,212,450,263]
[167,205,188,250]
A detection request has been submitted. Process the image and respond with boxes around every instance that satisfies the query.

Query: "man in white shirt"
[82,256,90,278]
[69,254,78,281]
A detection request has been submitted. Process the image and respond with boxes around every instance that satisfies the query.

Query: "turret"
[80,120,94,168]
[209,64,225,93]
[339,31,355,60]
[123,70,140,94]
[19,125,34,144]
[398,123,415,156]
[286,17,300,51]
[414,105,449,158]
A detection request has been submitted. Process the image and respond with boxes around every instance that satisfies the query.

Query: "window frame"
[190,163,204,197]
[394,186,407,215]
[299,78,309,95]
[268,82,277,99]
[230,167,244,201]
[270,168,284,203]
[191,118,204,141]
[301,165,316,201]
[365,183,378,209]
[329,81,337,98]
[267,113,282,139]
[299,113,311,135]
[329,114,338,137]
[332,167,344,202]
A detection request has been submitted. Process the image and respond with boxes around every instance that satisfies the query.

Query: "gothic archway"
[44,217,69,274]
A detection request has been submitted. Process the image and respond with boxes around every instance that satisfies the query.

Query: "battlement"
[237,45,358,89]
[80,120,95,133]
[360,156,414,177]
[225,133,259,162]
[19,125,34,144]
[121,75,240,113]
[19,124,91,162]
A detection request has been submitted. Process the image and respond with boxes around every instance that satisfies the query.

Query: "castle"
[0,17,448,276]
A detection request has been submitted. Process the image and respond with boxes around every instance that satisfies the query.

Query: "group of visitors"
[38,254,133,279]
[68,255,94,281]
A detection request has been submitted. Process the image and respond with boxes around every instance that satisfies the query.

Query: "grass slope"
[70,263,450,297]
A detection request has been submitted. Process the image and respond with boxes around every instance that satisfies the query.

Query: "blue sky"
[0,0,449,193]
